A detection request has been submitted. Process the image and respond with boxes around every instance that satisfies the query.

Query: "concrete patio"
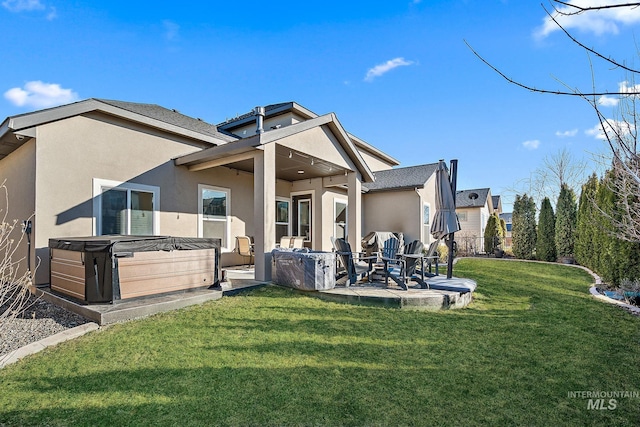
[34,265,476,325]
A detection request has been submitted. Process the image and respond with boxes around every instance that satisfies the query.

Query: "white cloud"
[364,57,414,82]
[586,118,635,140]
[523,139,541,150]
[2,0,44,12]
[4,81,79,109]
[163,20,180,41]
[555,129,578,137]
[534,0,640,38]
[598,95,619,107]
[3,0,56,19]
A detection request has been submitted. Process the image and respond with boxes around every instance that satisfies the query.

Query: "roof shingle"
[363,163,439,192]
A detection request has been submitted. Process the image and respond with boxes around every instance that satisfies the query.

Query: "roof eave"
[4,99,229,145]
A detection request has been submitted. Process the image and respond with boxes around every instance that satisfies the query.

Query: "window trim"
[198,184,231,252]
[92,178,160,236]
[276,197,291,239]
[334,198,348,241]
[297,198,312,242]
[422,202,431,242]
[457,211,468,222]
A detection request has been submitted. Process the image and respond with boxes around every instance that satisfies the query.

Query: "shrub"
[555,184,577,259]
[536,197,557,262]
[512,194,537,259]
[484,213,504,254]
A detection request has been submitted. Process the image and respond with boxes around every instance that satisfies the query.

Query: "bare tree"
[531,148,589,206]
[468,0,640,242]
[0,181,35,348]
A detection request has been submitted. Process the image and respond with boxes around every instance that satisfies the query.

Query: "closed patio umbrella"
[430,160,460,240]
[430,159,460,279]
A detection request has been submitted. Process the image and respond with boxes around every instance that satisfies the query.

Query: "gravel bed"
[0,293,90,358]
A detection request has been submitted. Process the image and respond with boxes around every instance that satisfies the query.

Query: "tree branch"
[543,4,640,74]
[552,0,640,16]
[464,40,640,96]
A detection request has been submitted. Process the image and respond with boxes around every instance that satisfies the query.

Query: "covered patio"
[175,110,376,282]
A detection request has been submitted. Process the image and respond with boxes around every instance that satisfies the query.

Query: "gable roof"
[176,112,376,182]
[218,102,400,167]
[96,99,237,142]
[362,163,439,192]
[456,188,491,208]
[0,98,237,146]
[492,195,501,210]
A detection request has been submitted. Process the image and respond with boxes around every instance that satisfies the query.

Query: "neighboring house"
[455,188,494,254]
[362,163,440,246]
[492,195,502,216]
[0,99,445,284]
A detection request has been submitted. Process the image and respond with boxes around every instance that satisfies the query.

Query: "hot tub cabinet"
[49,236,221,303]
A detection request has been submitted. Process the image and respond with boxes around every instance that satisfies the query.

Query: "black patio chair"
[333,238,377,286]
[382,239,426,290]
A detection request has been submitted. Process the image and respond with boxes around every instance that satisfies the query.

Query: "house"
[362,163,440,245]
[0,99,441,284]
[455,188,495,254]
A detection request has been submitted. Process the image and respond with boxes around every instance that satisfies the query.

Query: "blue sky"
[2,0,639,211]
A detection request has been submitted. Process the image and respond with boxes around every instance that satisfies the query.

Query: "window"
[199,185,230,250]
[457,212,468,222]
[423,203,430,242]
[93,179,159,236]
[298,199,311,241]
[276,198,290,242]
[334,199,347,240]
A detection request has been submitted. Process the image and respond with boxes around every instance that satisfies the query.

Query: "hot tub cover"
[49,235,220,254]
[272,248,336,291]
[49,235,221,303]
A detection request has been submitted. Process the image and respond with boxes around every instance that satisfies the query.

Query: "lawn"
[1,259,639,426]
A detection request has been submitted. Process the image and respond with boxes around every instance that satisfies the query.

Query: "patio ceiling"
[227,144,350,182]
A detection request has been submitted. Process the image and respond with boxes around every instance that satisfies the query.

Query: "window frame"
[198,184,231,251]
[275,197,291,241]
[333,198,348,241]
[92,178,160,236]
[297,198,312,242]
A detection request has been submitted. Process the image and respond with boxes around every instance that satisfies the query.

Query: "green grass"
[1,259,640,426]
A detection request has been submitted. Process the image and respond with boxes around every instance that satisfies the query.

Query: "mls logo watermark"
[567,390,639,410]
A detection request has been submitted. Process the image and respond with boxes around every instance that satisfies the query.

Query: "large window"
[334,199,347,240]
[276,198,290,242]
[199,185,230,250]
[93,179,159,236]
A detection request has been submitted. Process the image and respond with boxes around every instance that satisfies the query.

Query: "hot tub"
[49,235,220,303]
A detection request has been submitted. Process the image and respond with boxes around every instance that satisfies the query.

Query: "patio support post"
[447,159,458,279]
[254,143,276,282]
[347,171,362,248]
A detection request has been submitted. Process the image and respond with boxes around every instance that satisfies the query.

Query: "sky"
[2,0,639,211]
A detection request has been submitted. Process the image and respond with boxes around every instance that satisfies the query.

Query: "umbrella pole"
[446,159,458,279]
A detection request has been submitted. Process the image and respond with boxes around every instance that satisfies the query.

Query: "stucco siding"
[0,139,36,280]
[358,150,394,172]
[30,114,266,282]
[362,190,421,243]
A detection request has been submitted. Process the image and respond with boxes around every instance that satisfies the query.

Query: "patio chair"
[382,239,426,290]
[333,238,376,286]
[421,240,440,277]
[236,236,254,267]
[291,236,305,249]
[380,235,401,260]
